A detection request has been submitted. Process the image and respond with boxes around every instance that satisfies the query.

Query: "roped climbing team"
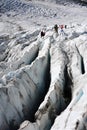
[40,24,67,37]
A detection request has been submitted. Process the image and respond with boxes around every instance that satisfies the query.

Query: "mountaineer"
[53,24,59,38]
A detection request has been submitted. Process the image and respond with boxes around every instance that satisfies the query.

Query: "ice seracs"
[19,23,87,130]
[0,15,87,130]
[51,25,87,130]
[0,30,50,130]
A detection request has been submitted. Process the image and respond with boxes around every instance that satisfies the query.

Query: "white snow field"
[0,0,87,130]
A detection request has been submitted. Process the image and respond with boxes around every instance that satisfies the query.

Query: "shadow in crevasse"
[63,65,72,106]
[9,52,51,130]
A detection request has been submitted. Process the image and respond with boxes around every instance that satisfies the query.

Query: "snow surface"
[0,0,87,130]
[0,0,87,36]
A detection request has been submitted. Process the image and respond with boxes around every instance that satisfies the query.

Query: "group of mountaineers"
[40,24,67,38]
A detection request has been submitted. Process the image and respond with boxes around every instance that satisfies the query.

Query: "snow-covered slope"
[0,0,87,130]
[0,0,87,34]
[17,23,87,130]
[1,22,87,130]
[0,30,50,130]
